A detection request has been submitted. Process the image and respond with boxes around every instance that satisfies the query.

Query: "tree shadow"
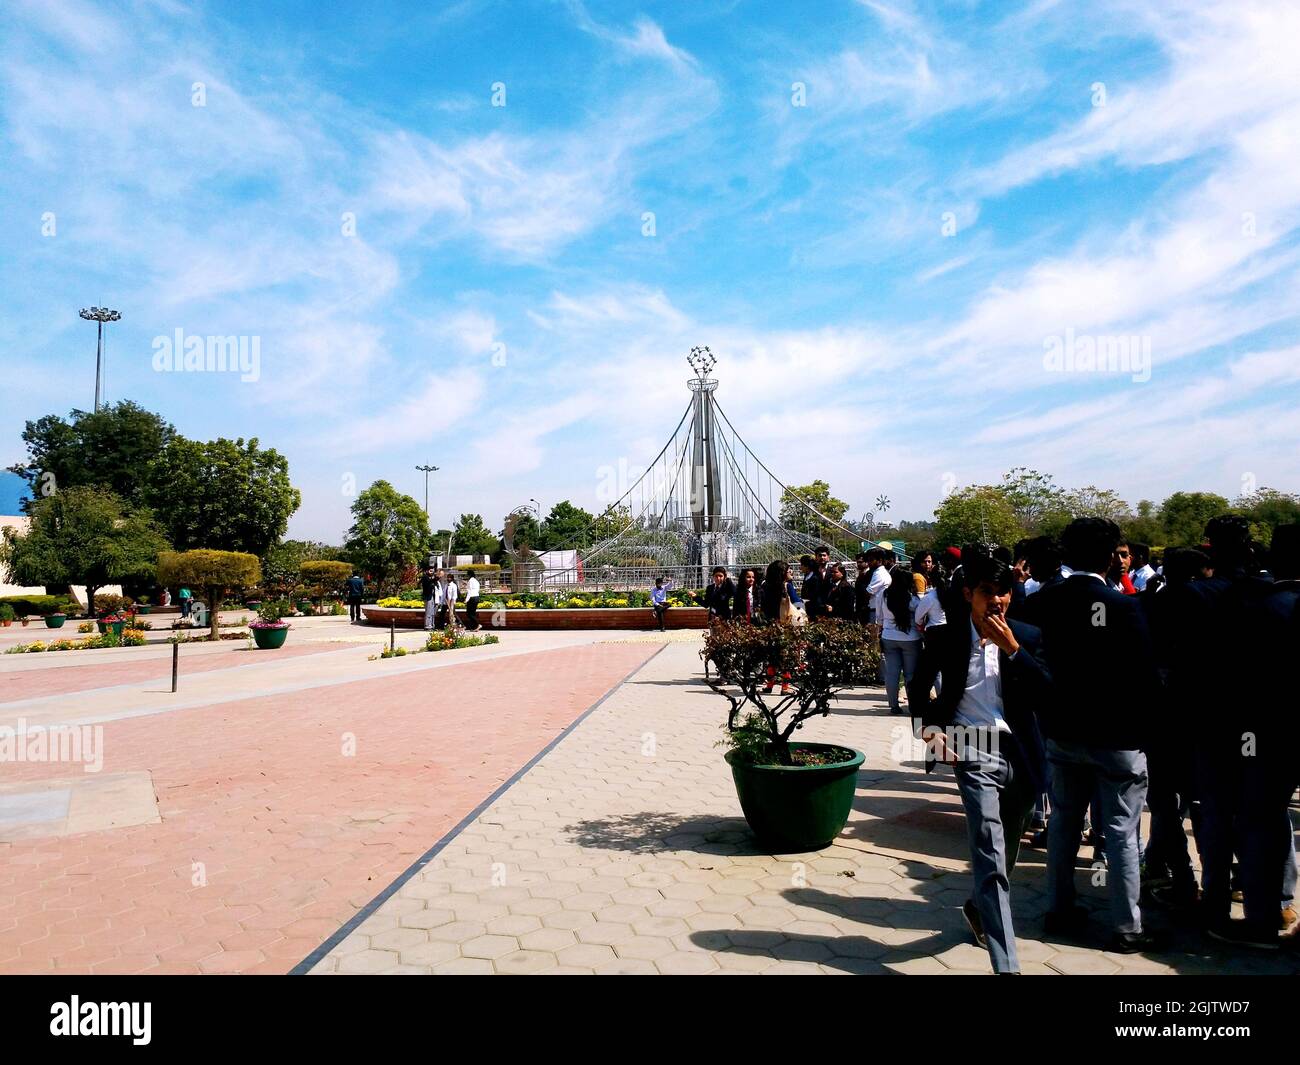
[564,811,767,856]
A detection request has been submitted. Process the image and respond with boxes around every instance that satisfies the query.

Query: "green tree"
[450,513,500,557]
[8,401,176,508]
[0,485,170,616]
[779,480,850,540]
[262,540,343,598]
[541,501,595,549]
[998,468,1066,532]
[505,512,543,553]
[591,505,633,543]
[933,486,1023,550]
[1123,500,1165,547]
[300,560,353,608]
[150,436,300,555]
[343,481,430,594]
[157,549,261,639]
[1159,491,1231,547]
[1235,488,1300,546]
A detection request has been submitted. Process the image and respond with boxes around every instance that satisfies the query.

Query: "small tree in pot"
[703,621,882,851]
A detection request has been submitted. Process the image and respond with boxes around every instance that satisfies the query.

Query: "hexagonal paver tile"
[461,935,519,960]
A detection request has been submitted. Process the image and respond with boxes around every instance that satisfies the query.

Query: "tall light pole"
[79,306,121,413]
[415,464,439,517]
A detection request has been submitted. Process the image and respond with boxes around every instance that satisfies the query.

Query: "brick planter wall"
[361,605,709,631]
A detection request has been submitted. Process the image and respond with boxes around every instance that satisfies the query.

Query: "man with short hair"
[651,577,670,631]
[864,548,892,630]
[704,566,735,624]
[1035,518,1162,953]
[1129,543,1155,592]
[345,571,365,623]
[914,552,1051,974]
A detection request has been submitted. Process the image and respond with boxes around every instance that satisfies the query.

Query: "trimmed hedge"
[0,594,77,617]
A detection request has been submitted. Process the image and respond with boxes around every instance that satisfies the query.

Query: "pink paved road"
[0,641,658,974]
[0,642,349,703]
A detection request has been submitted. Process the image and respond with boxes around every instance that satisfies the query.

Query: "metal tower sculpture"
[512,348,881,590]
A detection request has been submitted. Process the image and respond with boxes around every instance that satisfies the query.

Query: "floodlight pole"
[415,464,439,517]
[79,306,122,413]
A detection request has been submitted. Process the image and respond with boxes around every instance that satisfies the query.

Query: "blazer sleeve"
[914,628,944,729]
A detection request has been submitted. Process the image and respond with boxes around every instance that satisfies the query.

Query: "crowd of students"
[702,517,1300,972]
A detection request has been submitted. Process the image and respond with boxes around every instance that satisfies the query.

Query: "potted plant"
[702,621,881,852]
[250,602,291,650]
[97,612,128,637]
[136,596,151,615]
[0,604,13,627]
[44,610,68,629]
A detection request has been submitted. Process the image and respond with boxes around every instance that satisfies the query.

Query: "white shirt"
[954,621,1010,733]
[466,576,480,599]
[881,593,921,642]
[1023,578,1041,596]
[1131,564,1154,591]
[867,566,892,622]
[434,580,458,606]
[915,588,946,630]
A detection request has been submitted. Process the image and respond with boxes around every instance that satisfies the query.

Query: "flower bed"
[371,632,501,660]
[5,629,149,654]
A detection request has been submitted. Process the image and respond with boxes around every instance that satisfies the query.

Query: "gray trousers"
[1046,740,1147,935]
[423,599,436,629]
[953,740,1035,973]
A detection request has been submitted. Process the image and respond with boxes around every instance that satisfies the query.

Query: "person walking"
[436,569,458,630]
[913,551,1051,974]
[759,559,803,693]
[179,585,192,620]
[464,571,481,630]
[1035,518,1162,953]
[345,572,365,623]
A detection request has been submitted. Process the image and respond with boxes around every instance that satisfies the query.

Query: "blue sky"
[3,0,1298,539]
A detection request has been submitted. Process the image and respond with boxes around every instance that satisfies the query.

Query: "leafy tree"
[344,481,430,594]
[933,486,1023,550]
[998,468,1066,532]
[505,512,543,553]
[591,505,633,543]
[8,402,176,508]
[1159,491,1231,547]
[450,513,500,557]
[779,480,850,540]
[150,436,300,555]
[541,500,595,550]
[157,549,261,639]
[262,540,343,597]
[1235,488,1300,546]
[300,560,352,608]
[1123,500,1165,548]
[0,486,171,616]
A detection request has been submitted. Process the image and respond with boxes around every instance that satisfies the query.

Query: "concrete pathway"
[311,639,1300,975]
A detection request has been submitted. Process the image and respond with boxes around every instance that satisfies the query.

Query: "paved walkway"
[312,639,1300,975]
[0,622,658,973]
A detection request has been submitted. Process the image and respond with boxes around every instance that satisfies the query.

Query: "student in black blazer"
[1034,518,1162,954]
[913,550,1051,974]
[824,562,857,622]
[731,567,761,624]
[703,566,735,623]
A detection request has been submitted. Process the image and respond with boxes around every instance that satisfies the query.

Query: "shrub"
[94,593,134,616]
[702,621,881,767]
[0,594,75,617]
[0,604,13,623]
[157,549,261,640]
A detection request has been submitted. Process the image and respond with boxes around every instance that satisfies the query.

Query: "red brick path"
[0,641,657,974]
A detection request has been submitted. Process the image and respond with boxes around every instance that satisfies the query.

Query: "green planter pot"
[252,626,289,649]
[725,742,864,853]
[44,614,67,629]
[136,605,151,615]
[96,620,126,636]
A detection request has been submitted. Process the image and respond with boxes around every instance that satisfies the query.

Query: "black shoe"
[962,900,987,948]
[1149,883,1200,911]
[1044,906,1090,938]
[1110,929,1164,954]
